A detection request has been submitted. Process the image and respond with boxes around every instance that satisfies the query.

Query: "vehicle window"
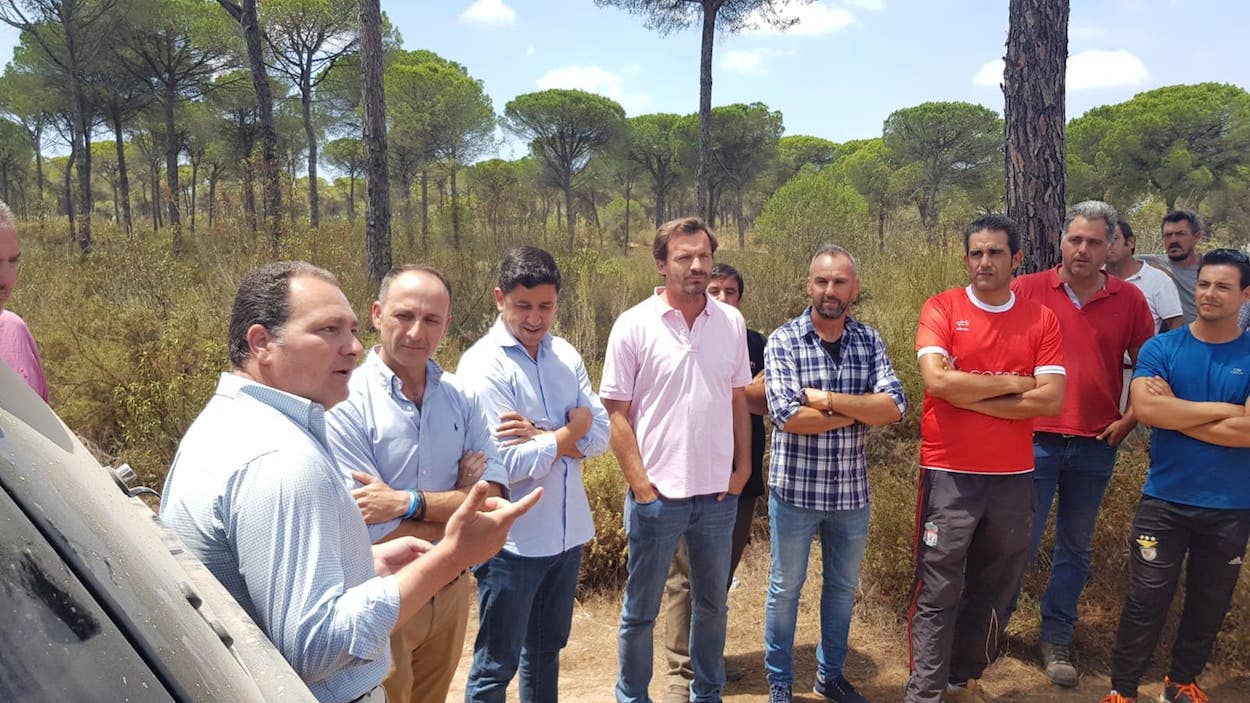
[0,489,173,702]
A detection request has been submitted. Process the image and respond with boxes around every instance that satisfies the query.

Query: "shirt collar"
[798,307,859,341]
[486,315,552,353]
[215,372,327,443]
[1046,264,1125,297]
[363,347,444,401]
[648,287,714,319]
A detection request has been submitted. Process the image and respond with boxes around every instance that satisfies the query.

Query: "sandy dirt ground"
[445,540,1250,702]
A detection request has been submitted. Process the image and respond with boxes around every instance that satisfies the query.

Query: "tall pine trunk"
[1005,0,1068,273]
[359,0,391,285]
[450,166,460,249]
[623,181,632,255]
[111,114,133,239]
[694,3,715,222]
[33,125,44,210]
[564,184,574,252]
[347,174,356,221]
[163,88,183,249]
[419,169,429,250]
[240,0,283,250]
[64,29,92,253]
[189,159,198,232]
[401,169,413,248]
[301,74,319,228]
[63,143,75,249]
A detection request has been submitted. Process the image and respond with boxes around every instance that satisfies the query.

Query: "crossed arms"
[764,330,906,435]
[917,353,1064,419]
[1132,376,1250,448]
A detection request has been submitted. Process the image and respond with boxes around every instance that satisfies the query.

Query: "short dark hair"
[653,216,718,262]
[963,213,1021,255]
[228,261,338,368]
[709,263,744,298]
[1120,218,1140,253]
[378,264,451,303]
[499,246,562,293]
[1162,209,1202,235]
[1199,248,1250,289]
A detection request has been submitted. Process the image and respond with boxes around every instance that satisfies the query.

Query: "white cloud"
[720,48,796,76]
[744,2,855,36]
[971,49,1149,91]
[1067,49,1150,90]
[972,58,1005,87]
[460,0,516,26]
[537,65,653,114]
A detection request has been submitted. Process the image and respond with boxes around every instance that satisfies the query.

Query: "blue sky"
[0,1,1245,156]
[383,0,1250,154]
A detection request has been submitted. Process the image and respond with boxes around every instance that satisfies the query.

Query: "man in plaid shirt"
[762,244,907,703]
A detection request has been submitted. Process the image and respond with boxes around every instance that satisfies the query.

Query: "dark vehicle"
[0,362,318,702]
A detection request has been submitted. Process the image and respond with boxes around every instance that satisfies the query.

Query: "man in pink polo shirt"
[0,201,48,403]
[601,216,752,703]
[1009,200,1154,688]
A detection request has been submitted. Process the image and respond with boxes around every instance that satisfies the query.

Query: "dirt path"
[446,541,1250,701]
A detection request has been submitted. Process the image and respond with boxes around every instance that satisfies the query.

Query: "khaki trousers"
[383,572,471,703]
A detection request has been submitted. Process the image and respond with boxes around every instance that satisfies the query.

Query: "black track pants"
[1109,497,1250,698]
[905,469,1035,703]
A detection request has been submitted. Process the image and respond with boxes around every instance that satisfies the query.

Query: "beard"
[813,297,847,319]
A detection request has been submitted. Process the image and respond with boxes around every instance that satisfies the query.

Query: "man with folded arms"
[763,244,906,703]
[1101,249,1250,703]
[459,246,610,702]
[907,214,1065,703]
[1009,201,1154,687]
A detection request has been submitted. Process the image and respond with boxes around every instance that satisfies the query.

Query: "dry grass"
[12,215,1250,672]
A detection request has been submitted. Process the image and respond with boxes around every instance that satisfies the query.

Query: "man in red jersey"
[906,213,1066,703]
[1009,201,1154,688]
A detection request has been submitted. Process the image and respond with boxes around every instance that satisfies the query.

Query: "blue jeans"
[764,493,870,686]
[617,490,737,703]
[465,546,583,703]
[1029,432,1118,645]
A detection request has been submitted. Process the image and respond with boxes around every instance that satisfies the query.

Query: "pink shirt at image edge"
[599,289,751,498]
[0,309,49,402]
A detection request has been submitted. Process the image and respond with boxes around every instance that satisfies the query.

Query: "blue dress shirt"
[160,373,400,703]
[325,349,509,543]
[457,318,610,557]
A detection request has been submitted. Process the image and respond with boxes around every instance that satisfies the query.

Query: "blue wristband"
[404,488,420,520]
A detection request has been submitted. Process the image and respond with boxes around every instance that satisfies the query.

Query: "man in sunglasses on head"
[1100,248,1250,703]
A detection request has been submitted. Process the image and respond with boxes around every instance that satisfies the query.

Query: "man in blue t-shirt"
[1100,249,1250,703]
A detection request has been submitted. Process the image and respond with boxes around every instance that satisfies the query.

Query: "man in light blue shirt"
[161,261,539,703]
[458,246,610,703]
[326,264,509,703]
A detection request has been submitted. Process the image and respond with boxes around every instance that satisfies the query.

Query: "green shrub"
[16,213,1250,669]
